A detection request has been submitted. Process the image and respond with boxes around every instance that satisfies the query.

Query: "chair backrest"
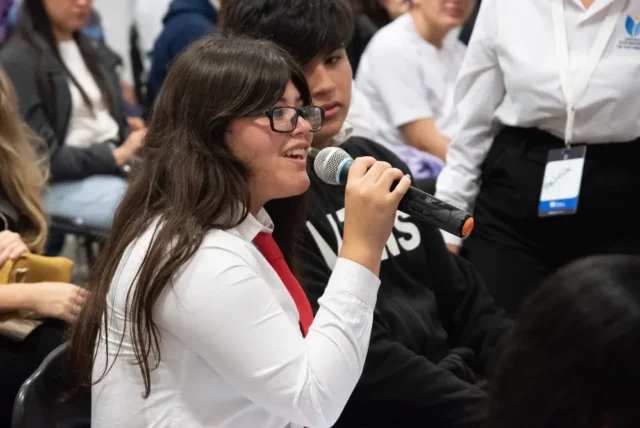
[129,24,149,112]
[12,342,91,428]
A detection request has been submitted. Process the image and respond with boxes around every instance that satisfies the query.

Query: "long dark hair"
[349,0,395,28]
[488,255,640,428]
[15,0,113,113]
[68,34,312,398]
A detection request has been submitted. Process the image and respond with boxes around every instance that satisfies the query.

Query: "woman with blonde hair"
[0,67,87,427]
[0,66,48,255]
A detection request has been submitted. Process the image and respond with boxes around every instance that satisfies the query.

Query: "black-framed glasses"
[260,106,325,133]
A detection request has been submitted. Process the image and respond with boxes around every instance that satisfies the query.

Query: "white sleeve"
[358,37,434,128]
[435,0,506,246]
[154,249,380,428]
[347,82,380,140]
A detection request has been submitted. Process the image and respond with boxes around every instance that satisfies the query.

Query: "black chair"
[129,24,149,114]
[49,216,105,266]
[12,343,91,428]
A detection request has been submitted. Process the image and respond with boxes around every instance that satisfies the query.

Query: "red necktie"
[253,232,314,336]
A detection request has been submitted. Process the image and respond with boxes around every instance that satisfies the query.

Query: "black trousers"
[0,322,67,426]
[463,127,640,316]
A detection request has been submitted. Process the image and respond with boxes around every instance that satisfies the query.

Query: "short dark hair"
[488,255,640,428]
[221,0,355,65]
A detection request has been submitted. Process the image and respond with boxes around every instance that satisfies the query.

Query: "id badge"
[538,145,586,217]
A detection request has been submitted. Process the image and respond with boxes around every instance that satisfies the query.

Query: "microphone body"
[396,187,474,238]
[314,148,474,238]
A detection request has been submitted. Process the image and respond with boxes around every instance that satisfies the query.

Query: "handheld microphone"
[313,147,474,238]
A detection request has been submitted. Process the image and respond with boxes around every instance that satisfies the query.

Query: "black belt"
[495,126,640,163]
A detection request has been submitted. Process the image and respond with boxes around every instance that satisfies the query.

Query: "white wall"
[93,0,136,83]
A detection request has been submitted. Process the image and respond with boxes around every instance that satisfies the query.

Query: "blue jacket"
[147,0,217,104]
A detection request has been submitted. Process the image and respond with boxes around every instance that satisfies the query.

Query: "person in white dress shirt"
[356,0,475,190]
[435,0,640,315]
[347,0,413,73]
[68,34,411,428]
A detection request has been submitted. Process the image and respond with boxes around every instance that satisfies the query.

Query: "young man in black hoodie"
[222,2,511,427]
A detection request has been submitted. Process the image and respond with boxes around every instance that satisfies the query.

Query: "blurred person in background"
[0,67,86,427]
[348,0,412,72]
[356,0,475,192]
[435,0,640,315]
[488,255,640,428]
[0,0,146,231]
[7,0,145,117]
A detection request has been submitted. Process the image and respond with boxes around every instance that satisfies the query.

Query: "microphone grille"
[313,147,352,185]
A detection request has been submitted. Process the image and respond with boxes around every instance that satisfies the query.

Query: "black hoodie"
[300,136,512,428]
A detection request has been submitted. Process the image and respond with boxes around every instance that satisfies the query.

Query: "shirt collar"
[234,207,274,242]
[333,121,354,146]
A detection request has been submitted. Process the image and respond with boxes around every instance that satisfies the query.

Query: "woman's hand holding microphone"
[339,158,412,276]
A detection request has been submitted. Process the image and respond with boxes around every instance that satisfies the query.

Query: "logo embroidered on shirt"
[619,15,640,50]
[625,15,640,36]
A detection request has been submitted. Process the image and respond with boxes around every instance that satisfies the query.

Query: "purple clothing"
[0,0,13,40]
[392,144,444,180]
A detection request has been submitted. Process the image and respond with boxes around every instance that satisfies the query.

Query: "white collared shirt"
[334,120,354,146]
[436,0,640,246]
[92,209,380,428]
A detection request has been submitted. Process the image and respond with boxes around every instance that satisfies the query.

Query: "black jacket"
[0,31,129,182]
[0,186,17,231]
[301,137,512,427]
